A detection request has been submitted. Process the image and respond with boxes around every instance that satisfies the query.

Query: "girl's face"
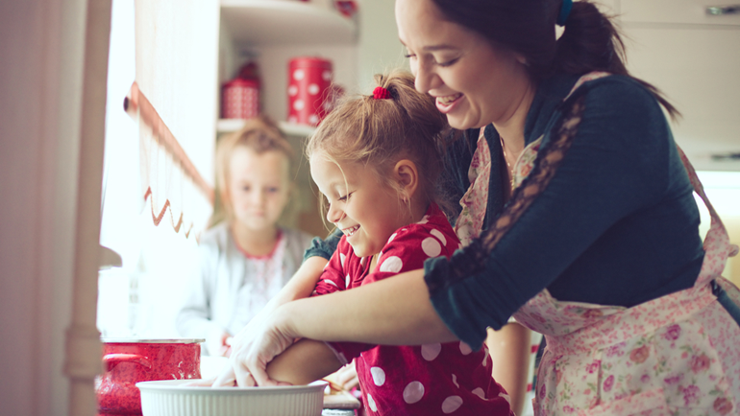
[310,154,410,258]
[395,0,532,130]
[227,147,291,232]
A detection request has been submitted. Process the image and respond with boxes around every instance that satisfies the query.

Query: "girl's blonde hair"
[211,115,295,227]
[306,70,449,215]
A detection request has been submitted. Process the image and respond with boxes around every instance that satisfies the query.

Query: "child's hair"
[306,70,449,218]
[211,115,295,226]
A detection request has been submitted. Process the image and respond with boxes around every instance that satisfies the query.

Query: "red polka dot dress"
[314,204,513,416]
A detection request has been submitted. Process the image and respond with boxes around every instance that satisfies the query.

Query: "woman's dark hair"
[431,0,679,118]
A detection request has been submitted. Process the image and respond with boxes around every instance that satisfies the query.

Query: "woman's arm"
[266,339,343,386]
[240,268,457,386]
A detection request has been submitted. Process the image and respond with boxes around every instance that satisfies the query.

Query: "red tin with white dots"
[287,56,334,127]
[222,77,260,119]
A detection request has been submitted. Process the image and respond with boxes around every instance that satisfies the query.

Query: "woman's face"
[395,0,532,130]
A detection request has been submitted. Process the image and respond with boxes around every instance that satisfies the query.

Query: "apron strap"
[675,145,739,257]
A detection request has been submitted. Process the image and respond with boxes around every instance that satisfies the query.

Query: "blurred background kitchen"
[1,0,738,415]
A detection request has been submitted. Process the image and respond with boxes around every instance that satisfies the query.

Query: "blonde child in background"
[176,116,315,356]
[262,71,513,416]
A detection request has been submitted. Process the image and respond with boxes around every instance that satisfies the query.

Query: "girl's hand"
[334,361,360,391]
[206,328,232,357]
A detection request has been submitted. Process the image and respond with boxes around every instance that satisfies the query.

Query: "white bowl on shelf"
[136,379,328,416]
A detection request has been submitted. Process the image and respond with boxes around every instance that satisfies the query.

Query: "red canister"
[222,77,260,119]
[287,57,334,127]
[95,338,203,415]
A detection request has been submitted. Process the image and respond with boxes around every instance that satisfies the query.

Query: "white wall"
[357,0,408,92]
[0,0,87,415]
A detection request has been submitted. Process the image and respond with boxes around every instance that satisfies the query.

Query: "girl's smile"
[341,224,360,237]
[310,154,413,259]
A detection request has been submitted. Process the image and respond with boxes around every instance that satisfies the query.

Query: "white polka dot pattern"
[387,233,397,243]
[417,215,429,224]
[442,396,463,413]
[422,237,442,257]
[367,393,378,412]
[451,373,459,388]
[308,83,320,95]
[459,341,472,355]
[345,274,350,288]
[293,69,305,80]
[325,279,338,288]
[322,70,332,81]
[421,343,441,361]
[472,387,486,400]
[430,228,447,246]
[288,85,298,96]
[379,256,403,273]
[403,381,425,404]
[370,366,386,386]
[293,99,304,111]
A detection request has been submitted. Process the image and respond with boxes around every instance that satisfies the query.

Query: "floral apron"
[513,75,740,415]
[456,73,740,414]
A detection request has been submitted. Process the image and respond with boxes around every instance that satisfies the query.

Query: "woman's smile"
[435,93,463,114]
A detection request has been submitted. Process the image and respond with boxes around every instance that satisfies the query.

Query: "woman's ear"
[393,159,419,201]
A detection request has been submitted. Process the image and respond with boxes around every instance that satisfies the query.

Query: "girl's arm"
[212,256,328,386]
[265,256,329,307]
[266,339,343,386]
[486,323,531,416]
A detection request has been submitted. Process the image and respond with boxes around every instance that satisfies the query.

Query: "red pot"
[95,338,203,415]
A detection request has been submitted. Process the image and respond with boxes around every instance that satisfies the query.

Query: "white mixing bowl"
[136,379,328,416]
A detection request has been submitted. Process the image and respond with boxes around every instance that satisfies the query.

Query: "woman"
[225,0,740,413]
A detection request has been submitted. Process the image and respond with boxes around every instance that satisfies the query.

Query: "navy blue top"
[306,74,705,350]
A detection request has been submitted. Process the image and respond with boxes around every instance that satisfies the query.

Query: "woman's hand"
[212,305,296,387]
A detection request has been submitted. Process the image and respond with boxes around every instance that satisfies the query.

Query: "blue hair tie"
[557,0,573,26]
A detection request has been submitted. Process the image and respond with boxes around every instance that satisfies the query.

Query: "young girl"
[265,71,513,416]
[176,116,315,356]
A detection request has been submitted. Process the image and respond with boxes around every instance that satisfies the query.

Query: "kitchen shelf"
[217,118,316,137]
[220,0,357,46]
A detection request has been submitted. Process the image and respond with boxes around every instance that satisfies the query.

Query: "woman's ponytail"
[553,2,627,76]
[431,0,680,119]
[553,2,679,118]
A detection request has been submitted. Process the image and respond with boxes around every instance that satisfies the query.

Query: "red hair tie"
[373,86,392,100]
